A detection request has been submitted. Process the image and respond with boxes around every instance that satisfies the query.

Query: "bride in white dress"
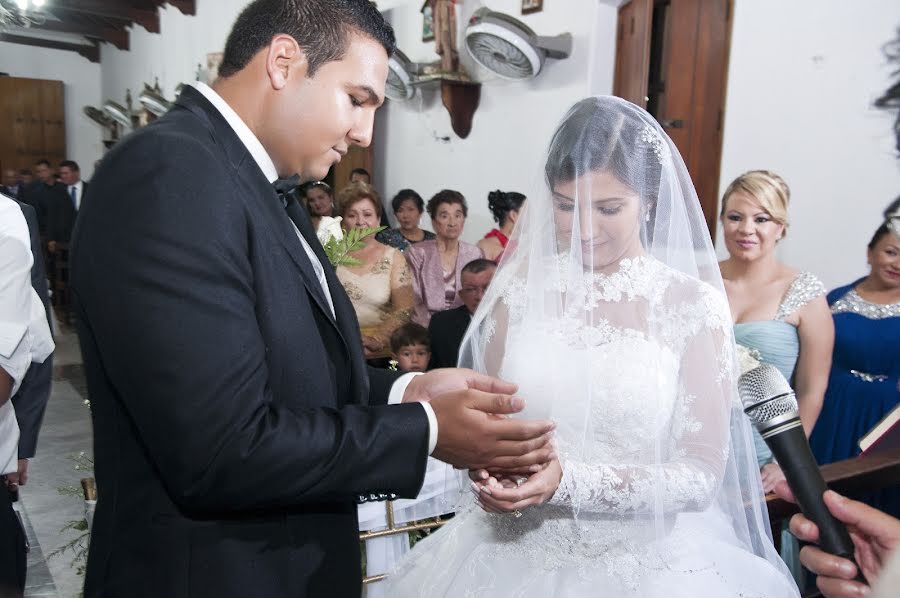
[385,97,799,597]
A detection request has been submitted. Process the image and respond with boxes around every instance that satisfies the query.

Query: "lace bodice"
[469,257,738,575]
[497,258,731,515]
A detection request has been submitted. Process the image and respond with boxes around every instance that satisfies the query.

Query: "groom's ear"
[265,34,309,90]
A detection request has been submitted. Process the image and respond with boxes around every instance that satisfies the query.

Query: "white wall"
[720,0,900,289]
[377,0,619,240]
[97,0,618,242]
[0,41,103,179]
[100,0,248,105]
[94,0,900,288]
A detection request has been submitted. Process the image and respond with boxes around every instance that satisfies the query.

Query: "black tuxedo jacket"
[70,86,430,598]
[23,181,65,236]
[428,305,472,369]
[47,181,86,244]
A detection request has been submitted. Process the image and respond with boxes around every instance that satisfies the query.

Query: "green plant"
[321,224,386,267]
[48,451,94,578]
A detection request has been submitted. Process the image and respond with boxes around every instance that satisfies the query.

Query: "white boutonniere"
[317,216,344,245]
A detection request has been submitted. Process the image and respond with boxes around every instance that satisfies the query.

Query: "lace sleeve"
[371,249,413,346]
[548,286,732,515]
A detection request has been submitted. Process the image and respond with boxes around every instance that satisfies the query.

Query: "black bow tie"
[272,175,301,202]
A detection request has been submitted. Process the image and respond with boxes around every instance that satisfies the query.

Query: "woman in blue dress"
[810,199,900,519]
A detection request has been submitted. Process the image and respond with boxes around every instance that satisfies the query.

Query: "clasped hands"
[403,368,562,515]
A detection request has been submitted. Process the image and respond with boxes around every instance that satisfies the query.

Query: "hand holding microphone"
[774,483,900,597]
[738,364,863,580]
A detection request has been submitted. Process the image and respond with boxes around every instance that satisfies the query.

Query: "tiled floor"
[19,323,92,598]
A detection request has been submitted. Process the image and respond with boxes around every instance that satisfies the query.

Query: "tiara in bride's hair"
[638,125,666,165]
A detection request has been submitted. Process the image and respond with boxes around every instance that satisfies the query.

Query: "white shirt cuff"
[388,372,438,456]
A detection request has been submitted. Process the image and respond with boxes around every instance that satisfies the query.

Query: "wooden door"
[613,0,653,109]
[0,77,66,175]
[41,80,66,161]
[614,0,733,240]
[331,144,373,193]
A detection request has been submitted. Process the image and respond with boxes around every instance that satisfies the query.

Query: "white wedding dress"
[385,258,798,597]
[388,96,797,596]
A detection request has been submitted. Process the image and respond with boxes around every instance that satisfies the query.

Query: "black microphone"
[738,364,859,564]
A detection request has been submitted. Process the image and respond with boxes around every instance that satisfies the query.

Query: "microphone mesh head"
[738,364,799,426]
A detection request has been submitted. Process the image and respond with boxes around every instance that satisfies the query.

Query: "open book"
[859,403,900,456]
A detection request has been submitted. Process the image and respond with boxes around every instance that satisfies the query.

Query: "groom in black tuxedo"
[70,1,554,597]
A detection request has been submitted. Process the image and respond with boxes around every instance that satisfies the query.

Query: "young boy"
[389,323,432,373]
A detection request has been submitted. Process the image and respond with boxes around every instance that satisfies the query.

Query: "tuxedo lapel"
[172,86,369,404]
[284,196,370,403]
[283,197,359,336]
[174,87,339,332]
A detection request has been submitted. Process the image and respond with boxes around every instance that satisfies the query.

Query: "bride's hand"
[468,440,557,481]
[472,459,563,514]
[468,460,545,485]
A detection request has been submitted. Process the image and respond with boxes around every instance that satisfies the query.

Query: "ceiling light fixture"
[1,0,48,30]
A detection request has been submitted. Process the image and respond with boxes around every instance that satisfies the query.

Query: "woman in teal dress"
[810,201,900,519]
[719,171,834,471]
[719,171,835,586]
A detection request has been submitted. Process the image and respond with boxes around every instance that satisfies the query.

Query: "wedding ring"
[512,509,523,518]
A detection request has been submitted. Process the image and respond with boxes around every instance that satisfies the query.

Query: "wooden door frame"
[613,0,733,242]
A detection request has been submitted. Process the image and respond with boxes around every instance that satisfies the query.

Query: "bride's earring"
[644,212,650,223]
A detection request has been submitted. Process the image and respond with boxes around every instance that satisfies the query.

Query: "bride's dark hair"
[544,97,662,202]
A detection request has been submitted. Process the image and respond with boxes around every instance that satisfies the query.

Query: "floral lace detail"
[550,459,718,515]
[500,275,528,321]
[492,259,733,522]
[371,254,391,275]
[831,289,900,319]
[434,256,744,584]
[774,271,825,321]
[554,255,669,305]
[341,279,363,301]
[397,262,411,286]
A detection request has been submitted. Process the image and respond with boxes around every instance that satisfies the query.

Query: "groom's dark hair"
[219,0,395,79]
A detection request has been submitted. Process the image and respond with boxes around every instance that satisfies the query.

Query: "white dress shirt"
[69,180,84,211]
[190,82,437,454]
[0,197,55,475]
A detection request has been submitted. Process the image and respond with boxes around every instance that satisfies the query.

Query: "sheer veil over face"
[453,96,797,592]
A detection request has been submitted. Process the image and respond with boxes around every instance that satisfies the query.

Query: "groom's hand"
[429,389,555,471]
[403,368,556,471]
[401,368,518,404]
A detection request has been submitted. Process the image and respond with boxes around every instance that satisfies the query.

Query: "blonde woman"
[719,170,833,586]
[720,171,833,475]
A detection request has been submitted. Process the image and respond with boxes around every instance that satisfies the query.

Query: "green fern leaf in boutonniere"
[316,216,385,268]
